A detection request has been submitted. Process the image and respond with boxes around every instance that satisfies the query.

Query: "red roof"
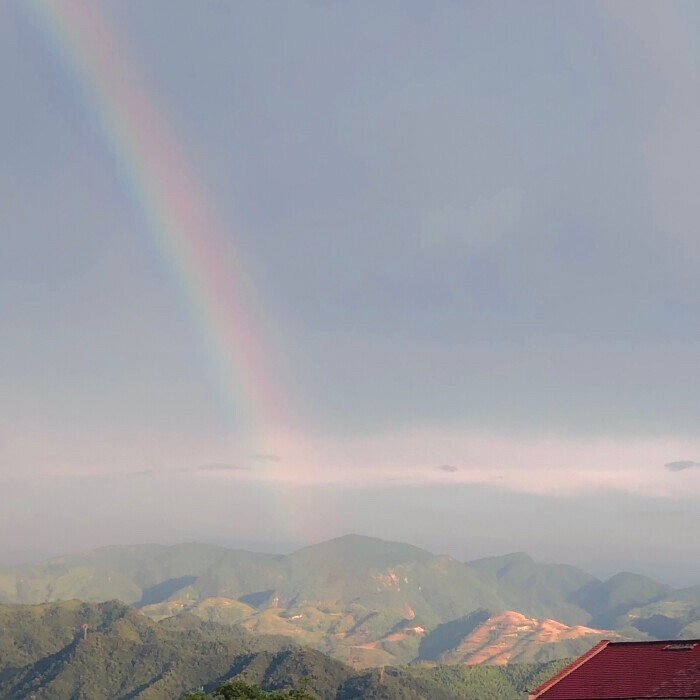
[531,640,700,699]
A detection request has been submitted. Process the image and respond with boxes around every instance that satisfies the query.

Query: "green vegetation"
[0,599,571,699]
[0,534,696,671]
[0,600,292,699]
[182,679,315,699]
[387,659,571,699]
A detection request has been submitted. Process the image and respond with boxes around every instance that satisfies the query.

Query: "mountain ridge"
[1,534,697,669]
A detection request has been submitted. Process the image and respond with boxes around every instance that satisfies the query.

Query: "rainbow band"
[26,0,291,437]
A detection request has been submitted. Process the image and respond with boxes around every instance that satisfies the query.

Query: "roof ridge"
[528,640,609,700]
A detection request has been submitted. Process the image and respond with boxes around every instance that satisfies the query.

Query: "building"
[529,639,700,699]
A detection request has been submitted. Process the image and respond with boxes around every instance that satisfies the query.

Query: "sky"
[2,0,700,584]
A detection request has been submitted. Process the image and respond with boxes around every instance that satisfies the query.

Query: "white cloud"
[238,427,700,500]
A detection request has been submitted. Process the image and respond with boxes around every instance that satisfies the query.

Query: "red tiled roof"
[531,640,700,699]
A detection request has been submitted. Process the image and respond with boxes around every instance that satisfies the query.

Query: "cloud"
[665,461,700,472]
[124,469,160,478]
[196,463,250,472]
[438,464,459,473]
[248,453,281,462]
[73,463,251,480]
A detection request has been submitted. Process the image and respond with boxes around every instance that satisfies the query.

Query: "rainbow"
[25,1,294,441]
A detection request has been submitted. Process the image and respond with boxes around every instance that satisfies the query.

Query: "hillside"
[188,656,572,700]
[0,534,695,668]
[0,600,294,699]
[0,600,569,700]
[418,609,613,664]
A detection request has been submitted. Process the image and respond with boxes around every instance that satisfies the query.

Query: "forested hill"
[0,599,568,699]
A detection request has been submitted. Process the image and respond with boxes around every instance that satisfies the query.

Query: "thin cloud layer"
[247,454,281,462]
[196,463,250,472]
[666,461,700,472]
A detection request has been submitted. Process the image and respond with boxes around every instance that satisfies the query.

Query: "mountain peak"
[288,534,434,566]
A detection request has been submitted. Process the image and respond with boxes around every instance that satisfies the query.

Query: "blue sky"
[2,1,700,582]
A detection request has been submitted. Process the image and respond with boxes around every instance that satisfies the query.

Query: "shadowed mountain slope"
[0,600,296,700]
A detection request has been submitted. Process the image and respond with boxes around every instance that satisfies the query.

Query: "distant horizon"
[4,529,697,590]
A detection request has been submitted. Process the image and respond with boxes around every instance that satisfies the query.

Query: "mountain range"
[1,534,699,668]
[0,599,568,699]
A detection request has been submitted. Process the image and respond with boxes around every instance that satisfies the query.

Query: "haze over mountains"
[2,534,698,671]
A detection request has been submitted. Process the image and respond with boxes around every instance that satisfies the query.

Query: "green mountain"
[0,600,295,699]
[0,542,273,606]
[0,534,696,669]
[386,660,571,700]
[571,571,672,627]
[0,600,569,700]
[194,657,572,700]
[465,552,597,624]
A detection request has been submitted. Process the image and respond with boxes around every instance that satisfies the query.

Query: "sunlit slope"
[418,609,614,664]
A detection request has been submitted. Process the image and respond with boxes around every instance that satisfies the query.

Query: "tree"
[286,676,316,699]
[212,681,266,699]
[182,679,316,699]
